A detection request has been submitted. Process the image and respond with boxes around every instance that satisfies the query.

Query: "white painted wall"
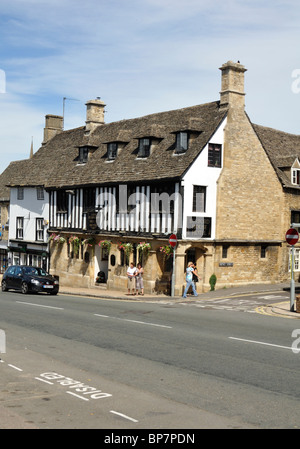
[9,187,49,243]
[181,117,227,240]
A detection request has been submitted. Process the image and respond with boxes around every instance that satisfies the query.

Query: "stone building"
[0,163,15,273]
[7,61,300,293]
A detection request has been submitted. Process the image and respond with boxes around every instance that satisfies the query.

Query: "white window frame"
[36,218,44,242]
[37,187,44,200]
[16,217,24,239]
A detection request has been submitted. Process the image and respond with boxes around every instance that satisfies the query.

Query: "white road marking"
[8,364,23,371]
[66,391,89,401]
[121,318,172,328]
[94,314,172,328]
[229,336,298,352]
[35,377,54,385]
[16,301,64,310]
[110,410,138,423]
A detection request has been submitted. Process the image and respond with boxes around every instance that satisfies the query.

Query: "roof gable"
[252,123,300,189]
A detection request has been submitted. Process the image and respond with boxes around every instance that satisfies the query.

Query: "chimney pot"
[85,98,106,133]
[219,60,247,111]
[42,114,63,144]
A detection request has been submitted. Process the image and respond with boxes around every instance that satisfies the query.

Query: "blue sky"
[0,0,300,174]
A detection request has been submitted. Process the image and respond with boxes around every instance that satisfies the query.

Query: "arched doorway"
[184,246,205,293]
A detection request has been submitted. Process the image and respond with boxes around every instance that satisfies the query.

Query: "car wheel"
[1,281,8,292]
[21,282,29,294]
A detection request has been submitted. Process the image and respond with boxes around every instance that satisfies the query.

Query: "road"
[0,290,299,429]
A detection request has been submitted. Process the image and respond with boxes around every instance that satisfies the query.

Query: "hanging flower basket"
[82,237,96,247]
[137,242,151,254]
[69,235,81,255]
[49,233,66,244]
[99,240,112,253]
[118,242,133,258]
[159,245,173,259]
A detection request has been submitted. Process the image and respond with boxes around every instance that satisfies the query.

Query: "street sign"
[169,234,177,248]
[285,228,299,245]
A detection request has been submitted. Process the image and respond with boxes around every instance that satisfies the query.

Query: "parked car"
[1,265,59,295]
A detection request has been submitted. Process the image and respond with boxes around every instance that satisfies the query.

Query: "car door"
[13,266,24,290]
[4,266,16,288]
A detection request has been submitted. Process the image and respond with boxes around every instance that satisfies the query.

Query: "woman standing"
[136,263,144,296]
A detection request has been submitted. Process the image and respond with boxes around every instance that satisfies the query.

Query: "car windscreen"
[22,267,48,276]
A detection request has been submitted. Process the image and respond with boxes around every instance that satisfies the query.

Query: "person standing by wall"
[127,262,137,295]
[136,263,144,296]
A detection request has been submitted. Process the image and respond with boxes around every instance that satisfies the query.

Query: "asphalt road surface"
[0,290,299,429]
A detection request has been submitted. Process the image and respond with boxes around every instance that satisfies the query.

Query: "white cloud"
[0,0,300,174]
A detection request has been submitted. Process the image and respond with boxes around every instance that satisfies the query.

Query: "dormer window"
[292,168,300,185]
[138,138,151,158]
[77,145,98,164]
[107,142,118,160]
[79,146,89,163]
[175,132,189,154]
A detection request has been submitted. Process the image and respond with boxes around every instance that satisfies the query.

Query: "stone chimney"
[42,114,63,144]
[85,98,105,133]
[219,61,247,111]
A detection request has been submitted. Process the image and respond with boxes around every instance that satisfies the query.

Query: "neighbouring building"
[0,163,16,273]
[6,61,300,294]
[5,115,63,271]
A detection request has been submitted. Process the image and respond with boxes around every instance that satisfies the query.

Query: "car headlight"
[31,279,40,285]
[54,280,59,285]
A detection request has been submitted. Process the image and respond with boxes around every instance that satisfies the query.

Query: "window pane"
[16,217,24,239]
[108,142,118,160]
[79,147,88,163]
[186,216,211,238]
[193,186,206,212]
[176,132,188,153]
[138,138,151,157]
[36,218,44,241]
[57,190,68,212]
[37,187,44,200]
[17,187,24,200]
[208,144,222,167]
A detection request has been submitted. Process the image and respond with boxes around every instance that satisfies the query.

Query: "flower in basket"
[69,235,80,245]
[68,235,81,254]
[117,242,133,256]
[49,233,65,244]
[82,237,96,247]
[159,245,173,258]
[99,240,112,252]
[137,242,151,253]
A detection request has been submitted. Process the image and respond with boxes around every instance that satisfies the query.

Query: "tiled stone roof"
[252,124,300,189]
[7,101,227,188]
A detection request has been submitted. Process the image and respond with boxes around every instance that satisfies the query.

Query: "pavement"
[59,281,300,319]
